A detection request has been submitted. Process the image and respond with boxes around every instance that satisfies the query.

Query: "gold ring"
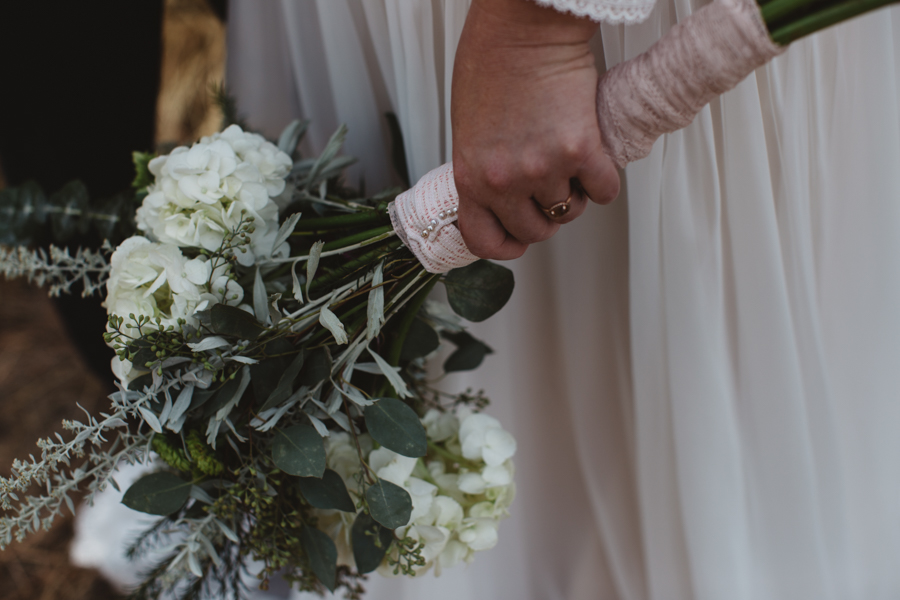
[540,190,574,220]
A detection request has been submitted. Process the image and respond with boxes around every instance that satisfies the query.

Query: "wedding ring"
[541,195,573,220]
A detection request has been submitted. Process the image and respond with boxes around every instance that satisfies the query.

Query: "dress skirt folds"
[223,2,900,599]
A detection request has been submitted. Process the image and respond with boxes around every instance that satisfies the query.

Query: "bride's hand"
[452,0,620,260]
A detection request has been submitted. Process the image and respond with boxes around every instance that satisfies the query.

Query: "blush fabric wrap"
[388,0,785,274]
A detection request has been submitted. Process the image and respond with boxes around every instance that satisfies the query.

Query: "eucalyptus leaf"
[366,479,412,529]
[400,318,440,362]
[443,330,494,373]
[300,525,338,591]
[210,304,264,340]
[200,375,243,421]
[298,347,332,387]
[351,512,393,574]
[277,119,309,156]
[366,261,385,341]
[306,240,325,296]
[305,124,347,192]
[259,350,305,412]
[364,398,427,458]
[122,472,191,516]
[319,306,348,345]
[272,211,302,255]
[444,260,515,322]
[368,348,410,398]
[250,338,295,405]
[252,267,270,326]
[272,424,326,477]
[298,469,355,512]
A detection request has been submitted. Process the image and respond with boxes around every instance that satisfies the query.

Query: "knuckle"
[483,163,514,193]
[560,133,592,162]
[521,155,551,181]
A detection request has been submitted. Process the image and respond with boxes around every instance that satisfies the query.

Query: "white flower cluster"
[320,409,516,577]
[104,235,244,384]
[135,125,292,266]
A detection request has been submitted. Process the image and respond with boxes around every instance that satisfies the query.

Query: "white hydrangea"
[104,235,244,385]
[310,410,516,578]
[374,409,517,577]
[459,410,517,466]
[135,125,292,266]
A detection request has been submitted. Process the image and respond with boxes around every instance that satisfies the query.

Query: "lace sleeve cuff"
[531,0,656,24]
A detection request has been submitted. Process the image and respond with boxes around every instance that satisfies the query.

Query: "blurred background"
[0,1,226,597]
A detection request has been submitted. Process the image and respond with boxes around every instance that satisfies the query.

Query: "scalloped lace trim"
[531,0,657,24]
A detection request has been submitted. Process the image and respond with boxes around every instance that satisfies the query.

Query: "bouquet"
[0,121,517,598]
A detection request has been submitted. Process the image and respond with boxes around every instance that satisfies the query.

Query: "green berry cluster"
[387,535,426,576]
[186,430,225,476]
[151,435,192,473]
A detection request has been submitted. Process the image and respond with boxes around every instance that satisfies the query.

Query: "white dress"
[225,2,900,599]
[72,2,900,599]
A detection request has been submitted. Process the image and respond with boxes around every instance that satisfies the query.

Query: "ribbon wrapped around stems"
[389,0,783,273]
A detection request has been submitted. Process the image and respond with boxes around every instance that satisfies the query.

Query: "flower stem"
[768,0,897,44]
[307,238,405,294]
[761,0,834,28]
[292,210,390,232]
[322,225,394,252]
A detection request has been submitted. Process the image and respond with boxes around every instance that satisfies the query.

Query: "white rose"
[105,236,208,330]
[459,412,517,466]
[421,409,459,442]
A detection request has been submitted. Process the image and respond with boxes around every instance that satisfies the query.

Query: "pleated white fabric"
[227,3,900,599]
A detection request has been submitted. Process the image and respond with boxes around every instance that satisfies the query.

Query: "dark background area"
[0,1,226,596]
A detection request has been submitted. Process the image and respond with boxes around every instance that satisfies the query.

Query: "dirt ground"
[0,1,225,597]
[0,279,122,599]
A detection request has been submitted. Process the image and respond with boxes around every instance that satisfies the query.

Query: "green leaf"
[366,479,412,529]
[250,338,295,404]
[351,512,394,574]
[209,304,265,340]
[277,119,309,156]
[122,472,191,516]
[364,398,427,458]
[200,375,244,421]
[271,424,326,477]
[128,338,158,368]
[444,260,515,322]
[300,525,338,591]
[132,151,156,190]
[298,347,332,387]
[298,469,355,512]
[259,350,305,412]
[399,318,440,362]
[443,330,494,373]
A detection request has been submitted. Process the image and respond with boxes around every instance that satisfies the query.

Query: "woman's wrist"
[468,0,599,48]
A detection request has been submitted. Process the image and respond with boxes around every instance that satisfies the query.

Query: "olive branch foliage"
[0,119,513,599]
